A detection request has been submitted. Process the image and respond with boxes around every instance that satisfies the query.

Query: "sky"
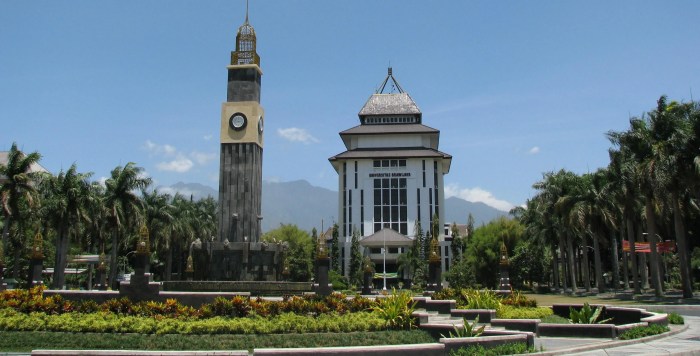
[2,1,699,214]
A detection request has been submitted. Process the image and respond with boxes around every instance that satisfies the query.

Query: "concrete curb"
[531,323,689,356]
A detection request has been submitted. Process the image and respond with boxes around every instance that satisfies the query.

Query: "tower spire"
[245,0,249,24]
[377,67,405,94]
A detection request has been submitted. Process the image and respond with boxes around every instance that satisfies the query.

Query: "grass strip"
[0,330,436,352]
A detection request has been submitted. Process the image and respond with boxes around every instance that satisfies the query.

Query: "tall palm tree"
[0,143,42,280]
[537,170,580,292]
[562,171,618,293]
[142,189,173,280]
[609,98,669,297]
[104,162,151,289]
[41,164,93,289]
[167,193,195,280]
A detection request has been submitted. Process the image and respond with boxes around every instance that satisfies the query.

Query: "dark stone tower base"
[218,143,263,244]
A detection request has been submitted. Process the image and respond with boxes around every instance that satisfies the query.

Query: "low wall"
[451,309,496,323]
[537,323,617,338]
[490,318,539,333]
[414,298,455,314]
[163,281,312,296]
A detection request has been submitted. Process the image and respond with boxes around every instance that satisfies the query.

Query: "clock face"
[258,116,264,134]
[229,113,247,131]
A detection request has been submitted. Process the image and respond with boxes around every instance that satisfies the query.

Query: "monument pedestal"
[361,271,373,295]
[427,261,442,292]
[29,258,44,288]
[95,268,108,291]
[119,273,161,301]
[498,265,511,294]
[119,251,161,301]
[313,257,332,296]
[0,265,5,291]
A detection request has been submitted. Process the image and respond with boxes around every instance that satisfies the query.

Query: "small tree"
[262,224,313,282]
[450,222,462,262]
[311,227,318,262]
[349,226,362,286]
[331,223,340,274]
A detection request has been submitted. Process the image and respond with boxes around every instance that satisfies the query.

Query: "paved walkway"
[533,314,700,355]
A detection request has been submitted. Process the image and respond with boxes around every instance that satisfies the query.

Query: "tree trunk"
[165,237,173,282]
[1,216,10,254]
[566,233,578,292]
[109,229,119,290]
[52,224,68,290]
[551,245,560,289]
[611,231,621,291]
[581,237,591,292]
[12,244,21,280]
[621,225,630,290]
[558,234,568,291]
[672,192,693,298]
[626,217,639,293]
[592,232,605,293]
[645,197,663,297]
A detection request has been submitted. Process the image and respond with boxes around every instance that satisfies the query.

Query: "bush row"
[0,308,386,335]
[0,287,377,319]
[433,288,548,319]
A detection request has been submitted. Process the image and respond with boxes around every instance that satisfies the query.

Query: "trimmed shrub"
[619,324,670,340]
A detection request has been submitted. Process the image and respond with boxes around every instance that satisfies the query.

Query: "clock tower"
[218,7,264,244]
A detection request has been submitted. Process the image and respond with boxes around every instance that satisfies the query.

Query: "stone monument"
[95,252,108,291]
[427,235,442,292]
[313,232,332,296]
[498,240,512,292]
[0,242,6,291]
[28,231,44,288]
[119,225,161,301]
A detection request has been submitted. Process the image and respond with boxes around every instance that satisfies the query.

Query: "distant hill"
[157,182,217,201]
[261,180,337,232]
[162,180,508,233]
[444,196,508,226]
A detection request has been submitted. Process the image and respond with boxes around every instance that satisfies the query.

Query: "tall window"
[360,190,365,236]
[348,190,352,236]
[373,178,407,235]
[354,161,358,189]
[434,161,439,220]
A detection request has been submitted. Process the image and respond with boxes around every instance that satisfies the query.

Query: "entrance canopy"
[360,228,413,248]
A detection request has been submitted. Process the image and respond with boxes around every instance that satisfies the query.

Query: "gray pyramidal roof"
[358,93,421,117]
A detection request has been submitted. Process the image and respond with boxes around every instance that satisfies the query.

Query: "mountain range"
[160,180,508,233]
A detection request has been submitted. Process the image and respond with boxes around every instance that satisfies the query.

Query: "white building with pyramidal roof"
[329,68,453,285]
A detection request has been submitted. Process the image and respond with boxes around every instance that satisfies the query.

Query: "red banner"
[622,240,676,253]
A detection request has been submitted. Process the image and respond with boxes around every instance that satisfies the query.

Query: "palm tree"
[142,189,173,280]
[167,194,194,280]
[535,170,580,292]
[0,143,42,280]
[104,162,151,289]
[41,164,93,289]
[654,99,699,298]
[562,171,618,293]
[609,98,670,297]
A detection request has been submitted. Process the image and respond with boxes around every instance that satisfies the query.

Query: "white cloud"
[277,127,319,144]
[264,177,281,183]
[156,156,194,173]
[144,140,215,173]
[528,146,541,155]
[190,151,216,165]
[444,183,515,212]
[203,134,213,141]
[144,140,176,156]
